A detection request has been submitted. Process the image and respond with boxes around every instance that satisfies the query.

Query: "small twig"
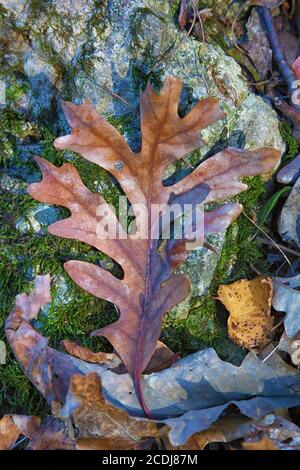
[247,78,275,87]
[251,263,299,293]
[231,1,249,55]
[257,236,300,258]
[242,210,293,270]
[258,6,297,99]
[10,435,28,450]
[262,344,279,362]
[190,0,210,94]
[270,318,284,333]
[191,0,205,43]
[111,92,129,106]
[289,0,296,19]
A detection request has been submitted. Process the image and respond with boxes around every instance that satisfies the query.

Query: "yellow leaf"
[218,276,273,349]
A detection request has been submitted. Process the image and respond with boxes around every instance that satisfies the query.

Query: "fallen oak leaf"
[26,76,280,414]
[162,413,300,450]
[5,275,113,407]
[61,373,160,450]
[161,416,258,450]
[76,436,158,450]
[217,276,274,349]
[26,417,75,450]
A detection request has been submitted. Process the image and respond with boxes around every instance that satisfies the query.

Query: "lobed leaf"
[26,77,280,414]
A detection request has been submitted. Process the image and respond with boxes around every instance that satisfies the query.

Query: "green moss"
[0,107,125,415]
[0,107,39,167]
[279,121,298,164]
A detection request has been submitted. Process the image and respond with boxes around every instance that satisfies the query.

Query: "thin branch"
[242,210,293,270]
[258,6,297,98]
[257,236,300,258]
[231,1,249,55]
[262,344,279,362]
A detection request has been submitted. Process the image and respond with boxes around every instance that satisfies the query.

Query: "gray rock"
[16,204,62,235]
[278,177,300,248]
[1,0,285,320]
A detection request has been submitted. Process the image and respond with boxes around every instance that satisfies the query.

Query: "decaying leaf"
[273,274,300,338]
[26,77,280,413]
[218,276,274,349]
[164,413,300,450]
[0,415,40,450]
[279,31,299,68]
[5,281,300,448]
[27,417,75,450]
[61,373,160,450]
[62,339,178,374]
[162,416,258,450]
[61,340,116,366]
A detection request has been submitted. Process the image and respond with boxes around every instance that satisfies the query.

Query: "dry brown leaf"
[218,276,273,349]
[26,76,281,413]
[0,415,40,450]
[61,373,160,449]
[61,340,116,365]
[27,417,75,450]
[76,437,158,450]
[242,437,279,450]
[162,417,259,450]
[62,340,178,374]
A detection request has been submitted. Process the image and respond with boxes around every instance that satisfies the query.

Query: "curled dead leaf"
[62,339,178,374]
[218,276,274,349]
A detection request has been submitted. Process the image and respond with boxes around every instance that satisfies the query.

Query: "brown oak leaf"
[26,77,280,415]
